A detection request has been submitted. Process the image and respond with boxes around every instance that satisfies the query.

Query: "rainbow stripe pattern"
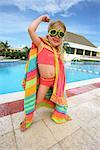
[22,38,71,127]
[23,43,53,115]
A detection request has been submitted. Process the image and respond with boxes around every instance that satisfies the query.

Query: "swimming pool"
[0,61,100,94]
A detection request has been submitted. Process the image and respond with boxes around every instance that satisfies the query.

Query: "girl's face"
[47,24,65,48]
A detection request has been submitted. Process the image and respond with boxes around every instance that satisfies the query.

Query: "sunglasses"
[48,29,65,38]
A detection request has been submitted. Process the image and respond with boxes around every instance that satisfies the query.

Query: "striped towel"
[23,38,68,116]
[23,43,54,115]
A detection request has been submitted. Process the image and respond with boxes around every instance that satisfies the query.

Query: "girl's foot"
[51,110,72,124]
[20,119,33,132]
[20,120,27,132]
[51,114,72,124]
[20,112,33,132]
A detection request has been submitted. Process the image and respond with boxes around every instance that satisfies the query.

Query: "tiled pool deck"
[0,78,100,150]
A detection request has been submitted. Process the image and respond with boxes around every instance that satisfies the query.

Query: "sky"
[0,0,100,48]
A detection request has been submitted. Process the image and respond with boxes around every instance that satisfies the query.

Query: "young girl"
[20,15,71,131]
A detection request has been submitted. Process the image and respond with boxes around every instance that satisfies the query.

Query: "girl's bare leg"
[20,84,49,131]
[36,84,50,104]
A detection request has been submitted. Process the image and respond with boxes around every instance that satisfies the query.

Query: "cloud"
[0,12,48,35]
[0,0,98,16]
[0,10,30,33]
[68,24,99,35]
[68,24,100,46]
[0,0,99,46]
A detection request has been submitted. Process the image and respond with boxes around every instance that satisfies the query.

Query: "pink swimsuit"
[37,43,55,87]
[37,47,55,66]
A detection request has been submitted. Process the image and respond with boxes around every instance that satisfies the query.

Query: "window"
[76,49,83,55]
[92,51,97,56]
[85,50,90,56]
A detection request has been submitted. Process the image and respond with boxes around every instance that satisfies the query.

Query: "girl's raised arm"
[28,15,50,47]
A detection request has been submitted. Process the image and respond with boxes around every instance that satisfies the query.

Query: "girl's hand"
[41,15,50,22]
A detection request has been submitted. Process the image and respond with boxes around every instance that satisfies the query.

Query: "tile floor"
[0,87,100,150]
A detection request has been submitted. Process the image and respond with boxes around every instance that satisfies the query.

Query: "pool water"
[0,61,100,94]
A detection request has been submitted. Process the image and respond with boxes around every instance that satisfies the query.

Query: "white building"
[63,32,100,61]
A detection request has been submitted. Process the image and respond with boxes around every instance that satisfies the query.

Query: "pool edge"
[0,79,100,117]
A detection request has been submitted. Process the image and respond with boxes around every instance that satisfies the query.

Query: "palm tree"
[21,46,30,59]
[0,41,10,57]
[22,46,30,53]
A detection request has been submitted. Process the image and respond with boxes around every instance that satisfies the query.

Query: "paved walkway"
[0,88,100,150]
